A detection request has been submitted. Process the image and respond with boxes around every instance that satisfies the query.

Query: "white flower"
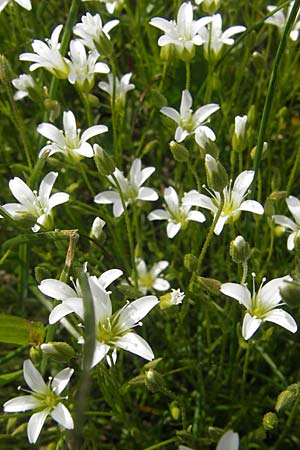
[148,186,206,238]
[38,268,123,324]
[234,115,247,140]
[37,110,108,159]
[94,159,158,217]
[134,259,170,294]
[179,429,239,450]
[266,2,300,41]
[90,216,106,240]
[11,74,35,100]
[183,158,264,235]
[67,40,110,92]
[1,172,69,232]
[73,12,119,52]
[149,1,212,61]
[169,288,185,305]
[98,72,135,107]
[273,196,300,250]
[0,0,31,12]
[200,14,246,60]
[3,359,73,444]
[19,25,70,79]
[161,89,219,143]
[220,274,297,340]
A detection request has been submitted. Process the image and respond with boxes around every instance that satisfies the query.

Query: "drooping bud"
[40,342,75,362]
[205,154,228,192]
[280,280,300,308]
[169,140,189,162]
[93,144,116,176]
[230,235,251,263]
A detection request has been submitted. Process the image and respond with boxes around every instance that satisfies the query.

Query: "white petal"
[167,221,181,238]
[180,90,193,115]
[187,210,206,223]
[148,209,170,221]
[193,103,220,126]
[51,403,74,429]
[88,276,112,323]
[94,190,119,204]
[287,195,300,226]
[81,125,108,142]
[287,232,296,251]
[164,186,179,211]
[117,295,159,332]
[232,170,254,198]
[113,199,125,217]
[216,430,239,450]
[272,215,297,231]
[4,395,40,412]
[52,367,74,394]
[137,187,158,201]
[98,269,123,289]
[49,302,79,324]
[150,261,169,277]
[48,192,69,209]
[114,332,154,360]
[152,278,170,291]
[160,106,180,123]
[222,25,246,40]
[175,126,189,142]
[242,313,262,340]
[38,279,77,300]
[214,215,228,235]
[91,341,110,368]
[27,409,50,444]
[183,191,216,211]
[260,276,291,308]
[9,177,36,210]
[265,309,297,333]
[239,199,264,215]
[220,283,251,309]
[37,123,65,146]
[23,360,47,395]
[15,0,32,9]
[38,172,57,206]
[63,110,77,135]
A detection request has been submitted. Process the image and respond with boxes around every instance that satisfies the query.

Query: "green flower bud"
[252,51,265,70]
[247,104,256,127]
[169,140,189,162]
[184,253,198,272]
[94,144,116,176]
[145,368,165,393]
[169,401,181,420]
[230,235,251,263]
[90,216,106,243]
[264,198,275,217]
[197,276,221,294]
[40,342,75,362]
[94,31,113,57]
[205,154,228,192]
[200,0,221,14]
[263,412,278,431]
[275,388,298,413]
[29,346,42,365]
[280,280,300,308]
[269,191,288,201]
[250,142,268,161]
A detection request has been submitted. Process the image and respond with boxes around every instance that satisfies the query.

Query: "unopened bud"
[169,140,189,162]
[205,154,228,192]
[197,276,222,294]
[184,253,198,272]
[40,342,75,362]
[200,0,221,14]
[169,401,181,420]
[263,412,278,431]
[29,346,42,365]
[145,368,165,392]
[90,216,106,241]
[232,115,247,152]
[250,141,268,160]
[280,280,300,308]
[230,236,251,263]
[94,144,116,176]
[247,105,256,127]
[264,198,275,217]
[252,51,265,70]
[275,388,298,413]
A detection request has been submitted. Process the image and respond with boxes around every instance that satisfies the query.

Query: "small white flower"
[90,216,106,240]
[37,110,108,159]
[73,12,119,52]
[134,259,170,294]
[273,196,300,250]
[169,288,185,305]
[1,172,69,232]
[183,157,264,235]
[150,1,212,61]
[38,268,123,324]
[0,0,31,12]
[3,359,73,444]
[94,159,158,217]
[200,14,246,60]
[11,74,35,100]
[234,115,247,140]
[266,2,300,41]
[148,186,206,238]
[67,40,110,92]
[98,72,135,108]
[161,89,219,143]
[221,274,297,340]
[19,25,70,79]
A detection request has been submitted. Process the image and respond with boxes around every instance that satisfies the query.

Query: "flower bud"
[280,280,300,308]
[250,142,268,160]
[159,289,185,310]
[263,412,278,431]
[145,368,165,392]
[169,140,189,162]
[230,236,251,263]
[169,401,181,420]
[264,198,275,217]
[29,346,42,365]
[232,115,247,152]
[205,154,228,192]
[90,216,106,242]
[197,276,221,294]
[247,104,256,127]
[40,342,75,362]
[252,51,265,70]
[200,0,221,14]
[93,144,116,176]
[275,388,298,413]
[184,253,198,272]
[94,31,114,57]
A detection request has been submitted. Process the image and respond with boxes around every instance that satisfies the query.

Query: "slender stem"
[196,192,224,274]
[111,174,138,288]
[287,146,300,193]
[253,0,300,179]
[185,61,191,91]
[273,396,299,450]
[241,262,248,285]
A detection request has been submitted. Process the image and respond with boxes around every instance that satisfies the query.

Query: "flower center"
[139,272,155,290]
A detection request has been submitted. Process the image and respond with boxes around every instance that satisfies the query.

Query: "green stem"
[287,146,300,193]
[111,174,138,288]
[241,262,248,285]
[273,396,299,450]
[253,0,300,179]
[185,61,191,91]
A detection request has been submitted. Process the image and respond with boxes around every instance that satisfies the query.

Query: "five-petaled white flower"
[38,268,123,324]
[94,159,158,217]
[67,40,110,92]
[0,0,31,12]
[1,172,69,232]
[149,1,212,61]
[273,196,300,251]
[3,359,74,444]
[98,72,135,108]
[220,274,297,340]
[161,89,219,143]
[199,13,246,61]
[19,25,70,79]
[148,186,206,238]
[266,2,300,41]
[37,110,108,159]
[73,12,119,52]
[11,74,35,101]
[183,157,264,235]
[134,258,170,294]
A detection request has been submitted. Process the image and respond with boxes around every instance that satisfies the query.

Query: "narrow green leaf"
[0,314,45,345]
